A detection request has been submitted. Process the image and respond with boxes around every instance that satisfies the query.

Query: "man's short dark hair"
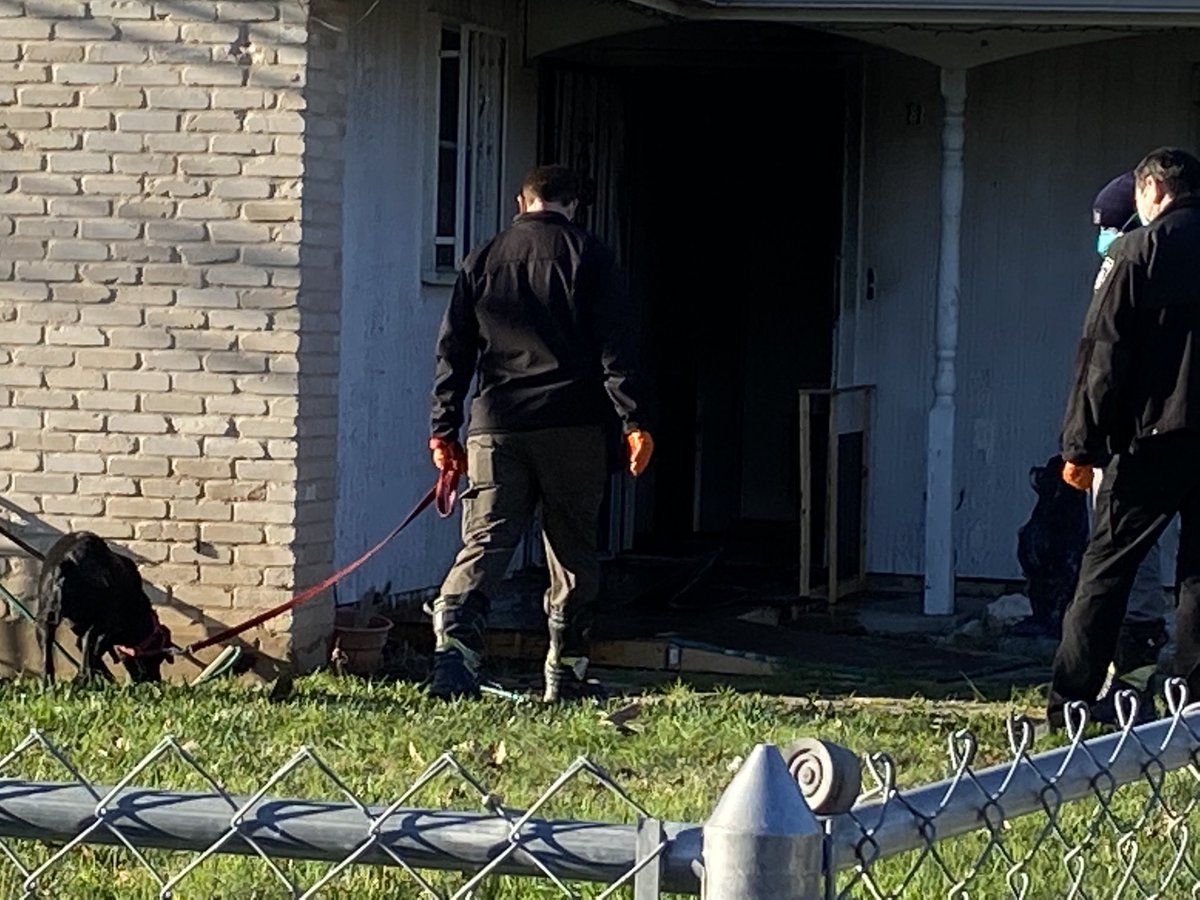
[521,165,580,205]
[1134,147,1200,198]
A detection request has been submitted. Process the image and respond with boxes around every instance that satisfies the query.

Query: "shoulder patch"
[1094,256,1115,292]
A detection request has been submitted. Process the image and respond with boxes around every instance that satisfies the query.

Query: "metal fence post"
[701,743,824,900]
[633,816,664,899]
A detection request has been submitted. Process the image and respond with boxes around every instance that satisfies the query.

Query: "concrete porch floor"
[388,551,1053,701]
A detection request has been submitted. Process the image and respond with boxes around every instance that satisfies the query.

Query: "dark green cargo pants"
[437,425,608,655]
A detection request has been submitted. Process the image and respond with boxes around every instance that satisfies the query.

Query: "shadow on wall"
[0,497,278,684]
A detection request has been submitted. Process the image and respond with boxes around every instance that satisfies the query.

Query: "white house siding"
[949,32,1199,580]
[844,32,1200,581]
[844,50,943,575]
[339,4,1200,593]
[336,0,537,600]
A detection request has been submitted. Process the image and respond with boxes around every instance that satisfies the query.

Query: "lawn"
[0,673,1190,898]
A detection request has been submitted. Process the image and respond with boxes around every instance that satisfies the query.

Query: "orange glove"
[429,437,467,474]
[626,430,654,477]
[1062,461,1094,492]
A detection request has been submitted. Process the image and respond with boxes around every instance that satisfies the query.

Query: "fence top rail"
[825,689,1200,872]
[0,777,703,891]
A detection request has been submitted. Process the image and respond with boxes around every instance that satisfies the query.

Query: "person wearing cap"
[1049,147,1200,729]
[427,164,654,702]
[1084,171,1171,703]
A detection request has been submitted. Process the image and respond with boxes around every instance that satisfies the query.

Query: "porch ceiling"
[802,22,1164,68]
[598,0,1199,67]
[627,0,1200,22]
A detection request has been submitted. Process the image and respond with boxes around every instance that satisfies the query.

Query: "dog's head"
[120,649,168,683]
[106,554,172,683]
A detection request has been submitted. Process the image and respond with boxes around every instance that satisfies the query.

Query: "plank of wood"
[389,621,781,676]
[827,391,840,605]
[799,390,812,597]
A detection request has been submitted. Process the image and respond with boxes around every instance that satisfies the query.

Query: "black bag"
[1016,454,1090,631]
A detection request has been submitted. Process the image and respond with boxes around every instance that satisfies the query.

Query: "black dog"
[37,531,172,684]
[1015,454,1091,637]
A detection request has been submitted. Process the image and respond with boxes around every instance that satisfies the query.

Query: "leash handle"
[185,477,456,655]
[435,466,461,517]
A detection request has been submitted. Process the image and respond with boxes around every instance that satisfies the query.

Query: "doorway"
[626,67,845,551]
[541,25,851,561]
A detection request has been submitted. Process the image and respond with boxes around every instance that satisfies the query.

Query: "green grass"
[0,674,1189,898]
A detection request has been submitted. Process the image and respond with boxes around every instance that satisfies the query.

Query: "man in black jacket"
[427,164,654,701]
[1050,147,1200,727]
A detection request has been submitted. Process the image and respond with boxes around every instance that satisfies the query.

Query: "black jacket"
[430,211,648,439]
[1061,195,1200,465]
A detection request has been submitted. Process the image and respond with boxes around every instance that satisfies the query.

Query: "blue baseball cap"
[1092,171,1137,229]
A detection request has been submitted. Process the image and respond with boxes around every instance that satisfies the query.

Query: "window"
[433,24,507,274]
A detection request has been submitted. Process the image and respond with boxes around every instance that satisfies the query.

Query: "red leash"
[183,469,460,656]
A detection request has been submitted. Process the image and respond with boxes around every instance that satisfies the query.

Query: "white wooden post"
[923,67,966,616]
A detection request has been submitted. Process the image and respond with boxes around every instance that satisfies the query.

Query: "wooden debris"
[388,621,783,677]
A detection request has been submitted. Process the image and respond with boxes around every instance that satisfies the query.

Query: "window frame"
[423,18,509,285]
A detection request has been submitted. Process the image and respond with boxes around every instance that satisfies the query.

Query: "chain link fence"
[0,726,698,899]
[818,680,1200,899]
[1,684,1200,897]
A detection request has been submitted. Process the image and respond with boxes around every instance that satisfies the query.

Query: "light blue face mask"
[1096,228,1121,256]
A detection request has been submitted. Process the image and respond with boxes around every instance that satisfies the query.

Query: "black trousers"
[437,425,608,653]
[1050,432,1200,714]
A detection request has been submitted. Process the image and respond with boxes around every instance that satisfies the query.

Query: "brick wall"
[0,0,347,678]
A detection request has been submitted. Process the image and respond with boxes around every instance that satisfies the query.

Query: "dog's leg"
[76,629,93,683]
[76,629,115,684]
[37,577,63,687]
[40,621,56,687]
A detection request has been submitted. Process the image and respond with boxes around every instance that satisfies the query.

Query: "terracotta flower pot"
[331,610,393,676]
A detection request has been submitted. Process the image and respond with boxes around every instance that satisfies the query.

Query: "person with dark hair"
[1132,146,1200,201]
[427,164,654,702]
[1049,146,1200,728]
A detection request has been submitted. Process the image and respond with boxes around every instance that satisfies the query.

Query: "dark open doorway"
[539,23,851,567]
[625,66,845,547]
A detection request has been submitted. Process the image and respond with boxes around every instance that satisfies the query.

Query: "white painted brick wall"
[0,0,347,670]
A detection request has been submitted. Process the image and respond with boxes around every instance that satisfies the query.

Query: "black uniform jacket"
[1061,195,1200,466]
[431,210,648,439]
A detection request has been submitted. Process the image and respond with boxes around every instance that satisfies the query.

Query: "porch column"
[923,68,966,616]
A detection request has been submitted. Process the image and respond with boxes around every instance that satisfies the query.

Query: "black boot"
[1089,682,1158,729]
[1042,685,1155,738]
[430,591,489,701]
[1114,619,1169,677]
[1111,618,1168,720]
[542,606,603,703]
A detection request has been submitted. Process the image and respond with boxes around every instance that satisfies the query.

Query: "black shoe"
[543,657,606,703]
[1114,619,1169,677]
[1090,683,1158,728]
[1040,686,1155,740]
[430,645,481,700]
[429,590,488,701]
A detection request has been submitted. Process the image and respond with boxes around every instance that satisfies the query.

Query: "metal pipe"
[827,710,1200,870]
[0,779,703,893]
